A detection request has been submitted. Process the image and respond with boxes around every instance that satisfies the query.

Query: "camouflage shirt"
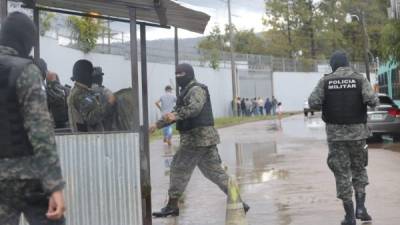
[47,79,68,124]
[308,67,379,141]
[0,46,64,193]
[157,80,220,147]
[68,83,114,132]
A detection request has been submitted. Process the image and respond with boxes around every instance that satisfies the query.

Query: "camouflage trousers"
[0,180,65,225]
[327,140,369,202]
[168,145,229,199]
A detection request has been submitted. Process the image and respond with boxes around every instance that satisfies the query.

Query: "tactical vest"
[322,76,367,124]
[0,55,34,159]
[176,82,214,132]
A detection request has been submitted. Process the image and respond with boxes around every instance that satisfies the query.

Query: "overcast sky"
[112,0,267,40]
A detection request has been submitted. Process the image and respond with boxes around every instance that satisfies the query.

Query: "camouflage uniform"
[0,46,65,225]
[308,67,379,201]
[68,83,113,132]
[156,80,227,199]
[92,84,116,131]
[47,79,69,129]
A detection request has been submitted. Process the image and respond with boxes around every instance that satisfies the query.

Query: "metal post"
[107,20,111,54]
[174,27,179,96]
[227,0,237,116]
[33,7,40,61]
[129,8,140,133]
[0,0,7,25]
[360,10,371,81]
[140,23,152,225]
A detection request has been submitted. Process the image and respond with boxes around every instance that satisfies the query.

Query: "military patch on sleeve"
[84,96,94,104]
[327,78,358,90]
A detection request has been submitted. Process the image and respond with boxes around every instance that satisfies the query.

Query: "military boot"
[355,192,372,221]
[152,198,179,218]
[341,201,356,225]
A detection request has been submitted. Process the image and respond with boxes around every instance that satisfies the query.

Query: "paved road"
[150,114,400,225]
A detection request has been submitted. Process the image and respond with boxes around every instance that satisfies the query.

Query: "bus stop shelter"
[0,1,210,225]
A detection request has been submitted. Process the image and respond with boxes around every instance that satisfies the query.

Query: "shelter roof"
[20,0,210,33]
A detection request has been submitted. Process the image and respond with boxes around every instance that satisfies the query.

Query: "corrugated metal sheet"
[19,0,210,33]
[21,132,142,225]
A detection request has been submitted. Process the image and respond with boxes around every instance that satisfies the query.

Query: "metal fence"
[48,28,369,73]
[21,132,142,225]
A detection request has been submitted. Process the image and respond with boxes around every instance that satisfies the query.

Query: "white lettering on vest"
[327,79,357,90]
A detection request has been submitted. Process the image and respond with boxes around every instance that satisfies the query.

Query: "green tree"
[67,16,105,53]
[263,0,299,58]
[234,29,266,54]
[380,20,400,62]
[39,12,55,36]
[198,26,225,69]
[198,25,267,69]
[263,0,390,60]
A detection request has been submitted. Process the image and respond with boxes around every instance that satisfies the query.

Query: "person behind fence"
[36,58,69,129]
[308,51,378,225]
[240,97,246,117]
[150,63,250,218]
[251,97,258,116]
[257,97,264,115]
[271,96,278,115]
[155,85,177,146]
[236,97,242,116]
[264,97,272,115]
[0,12,66,225]
[91,66,116,131]
[245,98,252,116]
[68,60,116,132]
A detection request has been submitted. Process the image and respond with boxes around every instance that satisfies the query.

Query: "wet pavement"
[150,114,400,225]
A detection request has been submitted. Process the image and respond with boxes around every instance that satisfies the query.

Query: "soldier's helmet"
[71,59,94,87]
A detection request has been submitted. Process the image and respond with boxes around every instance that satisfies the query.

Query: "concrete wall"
[272,72,323,112]
[40,37,233,123]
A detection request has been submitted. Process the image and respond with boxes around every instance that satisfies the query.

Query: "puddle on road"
[235,142,289,185]
[277,203,292,225]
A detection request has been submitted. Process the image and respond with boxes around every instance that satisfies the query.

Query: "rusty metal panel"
[21,132,142,225]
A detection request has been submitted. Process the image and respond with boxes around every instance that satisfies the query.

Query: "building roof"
[20,0,210,33]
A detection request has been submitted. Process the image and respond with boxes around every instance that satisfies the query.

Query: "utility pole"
[346,9,371,82]
[227,0,238,116]
[0,0,8,25]
[360,10,371,82]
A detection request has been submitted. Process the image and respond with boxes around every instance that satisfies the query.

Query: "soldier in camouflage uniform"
[36,58,69,129]
[151,63,249,217]
[0,12,65,225]
[68,60,115,132]
[91,66,116,131]
[308,51,378,225]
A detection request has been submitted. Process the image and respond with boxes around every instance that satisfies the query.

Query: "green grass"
[150,112,298,142]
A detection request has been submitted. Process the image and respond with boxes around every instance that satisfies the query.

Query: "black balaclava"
[0,12,37,58]
[176,63,195,88]
[36,58,48,80]
[330,51,350,73]
[72,60,93,87]
[92,66,104,86]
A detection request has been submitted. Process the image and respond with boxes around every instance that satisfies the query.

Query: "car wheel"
[392,134,400,142]
[367,134,382,143]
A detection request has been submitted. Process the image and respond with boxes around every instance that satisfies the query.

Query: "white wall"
[273,72,323,112]
[40,37,233,123]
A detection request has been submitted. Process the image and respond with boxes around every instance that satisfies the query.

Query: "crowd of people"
[236,96,282,117]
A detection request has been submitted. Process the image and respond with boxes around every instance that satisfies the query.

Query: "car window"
[379,96,394,105]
